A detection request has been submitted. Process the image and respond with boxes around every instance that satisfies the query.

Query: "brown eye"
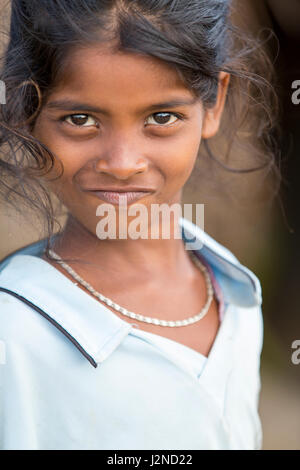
[64,114,98,127]
[146,112,179,126]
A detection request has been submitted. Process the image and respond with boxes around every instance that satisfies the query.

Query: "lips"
[86,190,152,205]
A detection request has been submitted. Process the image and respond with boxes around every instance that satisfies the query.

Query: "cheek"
[33,116,85,175]
[37,142,84,204]
[34,127,87,191]
[41,148,79,200]
[159,128,202,184]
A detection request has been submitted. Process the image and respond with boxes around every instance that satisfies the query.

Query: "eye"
[64,114,98,127]
[145,112,183,126]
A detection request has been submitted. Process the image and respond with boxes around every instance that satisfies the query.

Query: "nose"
[93,140,149,180]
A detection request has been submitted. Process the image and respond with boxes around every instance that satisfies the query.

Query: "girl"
[0,0,278,450]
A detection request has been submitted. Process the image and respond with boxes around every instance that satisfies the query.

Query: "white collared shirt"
[0,218,263,450]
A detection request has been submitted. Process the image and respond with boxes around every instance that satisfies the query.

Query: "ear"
[201,72,230,139]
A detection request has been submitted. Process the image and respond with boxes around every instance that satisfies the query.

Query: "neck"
[51,214,193,282]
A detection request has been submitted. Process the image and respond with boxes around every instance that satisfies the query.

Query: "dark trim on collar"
[0,286,98,369]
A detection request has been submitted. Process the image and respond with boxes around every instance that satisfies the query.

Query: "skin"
[33,44,230,356]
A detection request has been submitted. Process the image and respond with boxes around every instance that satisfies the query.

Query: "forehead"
[50,44,194,106]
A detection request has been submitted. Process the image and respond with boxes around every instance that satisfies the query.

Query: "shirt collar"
[0,217,262,368]
[180,217,262,307]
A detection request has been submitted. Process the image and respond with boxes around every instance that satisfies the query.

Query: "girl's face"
[33,44,228,237]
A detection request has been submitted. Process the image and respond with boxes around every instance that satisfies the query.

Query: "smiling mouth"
[86,190,152,205]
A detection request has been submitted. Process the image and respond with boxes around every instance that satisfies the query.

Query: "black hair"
[0,0,280,254]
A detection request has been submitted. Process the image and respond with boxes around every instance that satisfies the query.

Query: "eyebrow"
[45,97,198,115]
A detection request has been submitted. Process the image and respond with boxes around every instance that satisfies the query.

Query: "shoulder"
[0,240,112,369]
[180,217,263,309]
[0,237,49,270]
[0,238,67,343]
[0,263,90,370]
[0,239,45,326]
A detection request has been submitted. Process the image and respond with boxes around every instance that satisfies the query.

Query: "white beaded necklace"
[48,249,214,328]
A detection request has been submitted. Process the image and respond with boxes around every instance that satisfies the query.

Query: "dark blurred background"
[0,0,300,449]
